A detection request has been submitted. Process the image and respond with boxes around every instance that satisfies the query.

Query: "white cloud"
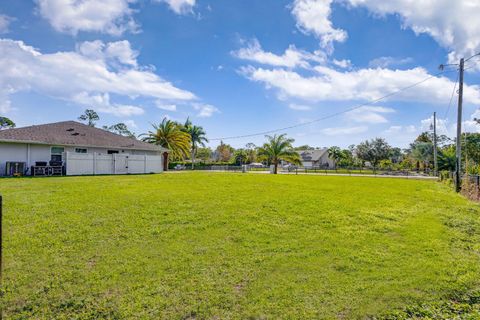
[35,0,139,35]
[232,38,326,68]
[384,125,416,135]
[332,58,351,68]
[193,103,219,118]
[368,56,413,68]
[77,40,138,67]
[0,38,196,117]
[346,106,395,124]
[420,115,449,136]
[156,0,196,14]
[123,119,137,129]
[156,103,177,111]
[345,0,480,64]
[241,65,480,105]
[289,104,312,111]
[291,0,347,50]
[0,14,14,34]
[321,126,368,135]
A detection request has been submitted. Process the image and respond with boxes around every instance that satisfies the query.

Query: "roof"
[297,149,328,162]
[0,121,168,152]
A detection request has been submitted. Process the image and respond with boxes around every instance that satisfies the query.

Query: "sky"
[1,0,480,149]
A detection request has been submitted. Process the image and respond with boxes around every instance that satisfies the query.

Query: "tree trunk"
[274,162,278,174]
[163,152,169,171]
[191,147,195,170]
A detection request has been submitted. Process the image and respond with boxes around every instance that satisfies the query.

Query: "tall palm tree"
[327,146,344,169]
[141,118,191,169]
[182,118,209,169]
[257,134,301,174]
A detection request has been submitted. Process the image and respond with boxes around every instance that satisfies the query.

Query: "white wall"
[0,142,162,176]
[65,152,163,175]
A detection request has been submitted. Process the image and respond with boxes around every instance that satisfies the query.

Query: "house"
[297,149,334,168]
[0,121,168,176]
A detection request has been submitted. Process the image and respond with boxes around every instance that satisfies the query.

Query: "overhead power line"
[443,72,459,119]
[210,68,457,141]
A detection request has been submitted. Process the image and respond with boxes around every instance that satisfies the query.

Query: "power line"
[210,68,457,141]
[443,72,458,119]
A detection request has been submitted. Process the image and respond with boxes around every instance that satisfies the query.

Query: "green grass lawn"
[1,173,480,319]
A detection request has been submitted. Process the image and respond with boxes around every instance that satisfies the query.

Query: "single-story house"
[297,149,334,168]
[0,121,168,176]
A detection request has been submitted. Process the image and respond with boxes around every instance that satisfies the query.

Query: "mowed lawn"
[1,173,480,319]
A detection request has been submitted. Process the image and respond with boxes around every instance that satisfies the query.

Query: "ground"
[1,173,480,319]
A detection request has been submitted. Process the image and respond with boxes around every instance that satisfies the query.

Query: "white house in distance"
[297,149,335,168]
[0,121,168,176]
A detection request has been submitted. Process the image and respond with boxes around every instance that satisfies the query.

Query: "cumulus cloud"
[0,14,14,34]
[155,0,196,14]
[321,126,368,135]
[232,38,326,68]
[345,0,480,62]
[291,0,347,50]
[346,106,395,123]
[193,103,219,117]
[35,0,139,35]
[0,38,195,117]
[368,56,413,68]
[156,103,177,111]
[241,65,480,105]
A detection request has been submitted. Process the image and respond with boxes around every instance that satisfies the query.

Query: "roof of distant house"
[0,121,167,152]
[297,148,328,161]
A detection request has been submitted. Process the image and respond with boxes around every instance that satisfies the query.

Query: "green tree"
[103,123,136,138]
[411,142,433,172]
[327,146,344,169]
[233,149,248,165]
[196,147,212,162]
[78,109,99,127]
[257,134,301,174]
[0,116,15,130]
[182,118,209,169]
[438,145,456,171]
[355,138,391,169]
[245,143,257,163]
[141,118,191,167]
[215,141,234,162]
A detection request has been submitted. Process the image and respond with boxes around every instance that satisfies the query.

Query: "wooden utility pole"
[433,112,438,177]
[455,58,464,192]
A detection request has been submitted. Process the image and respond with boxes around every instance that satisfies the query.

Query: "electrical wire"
[210,68,458,141]
[443,72,459,119]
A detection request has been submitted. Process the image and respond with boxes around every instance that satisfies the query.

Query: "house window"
[51,146,65,162]
[75,148,88,154]
[107,150,119,154]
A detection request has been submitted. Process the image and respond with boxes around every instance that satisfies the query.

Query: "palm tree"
[141,118,191,169]
[327,146,343,169]
[182,118,209,169]
[257,134,301,174]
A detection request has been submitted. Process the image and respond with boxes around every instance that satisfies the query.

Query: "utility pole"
[433,112,438,177]
[455,58,464,192]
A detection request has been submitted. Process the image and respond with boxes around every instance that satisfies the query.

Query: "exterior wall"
[0,141,162,176]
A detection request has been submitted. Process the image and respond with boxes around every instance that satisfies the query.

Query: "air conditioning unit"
[5,162,26,176]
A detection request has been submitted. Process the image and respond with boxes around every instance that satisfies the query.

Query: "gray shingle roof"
[297,149,328,161]
[0,121,167,152]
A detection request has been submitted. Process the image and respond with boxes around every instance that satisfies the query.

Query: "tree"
[294,144,315,151]
[411,141,433,172]
[196,147,212,162]
[215,141,234,162]
[141,118,191,168]
[233,149,248,165]
[438,145,456,171]
[327,146,344,169]
[245,143,257,163]
[0,116,15,130]
[103,123,136,138]
[182,118,208,169]
[355,138,391,168]
[78,109,99,127]
[257,134,301,174]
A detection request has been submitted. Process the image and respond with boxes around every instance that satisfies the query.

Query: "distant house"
[0,121,168,176]
[297,149,334,168]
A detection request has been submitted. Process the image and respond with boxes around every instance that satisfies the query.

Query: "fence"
[461,174,480,201]
[65,152,163,175]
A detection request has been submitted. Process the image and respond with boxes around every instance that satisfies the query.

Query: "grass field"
[1,173,480,319]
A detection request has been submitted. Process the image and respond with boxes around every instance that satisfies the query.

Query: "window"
[75,148,88,154]
[107,150,119,154]
[51,146,65,162]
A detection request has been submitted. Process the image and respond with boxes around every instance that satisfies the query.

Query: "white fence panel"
[66,152,163,175]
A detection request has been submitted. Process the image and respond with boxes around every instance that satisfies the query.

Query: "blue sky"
[1,0,480,148]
